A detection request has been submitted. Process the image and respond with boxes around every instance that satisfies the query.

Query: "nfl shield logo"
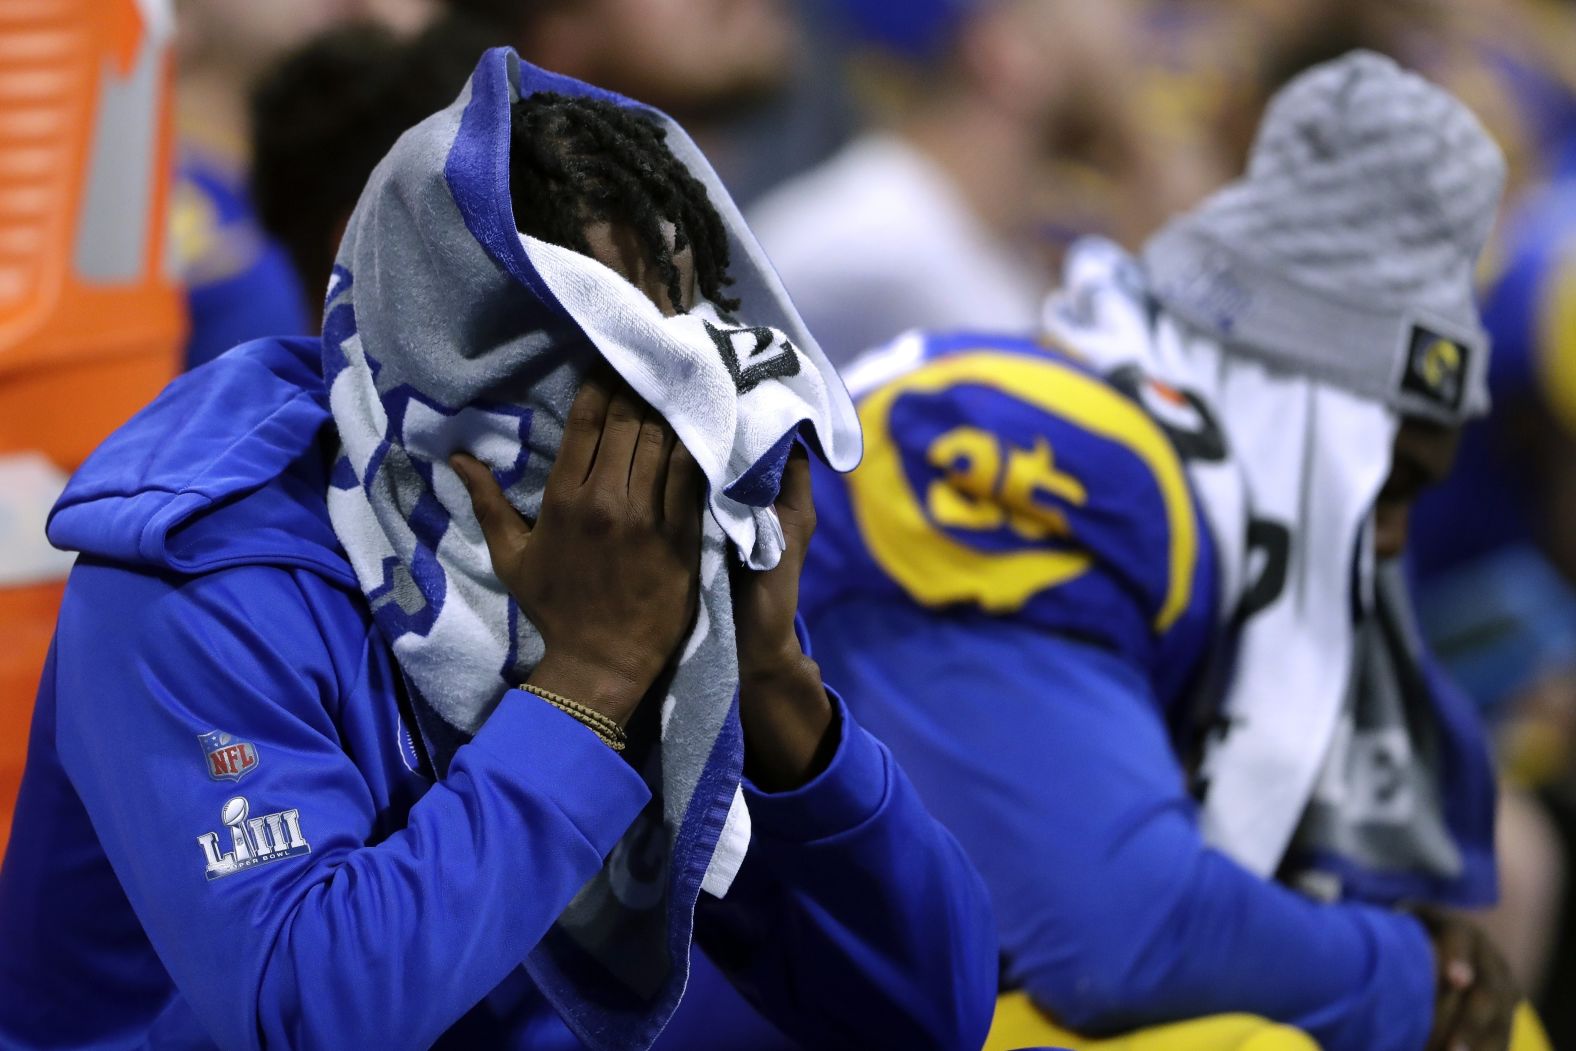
[199,730,260,783]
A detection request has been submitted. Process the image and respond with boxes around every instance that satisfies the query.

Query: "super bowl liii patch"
[196,796,310,881]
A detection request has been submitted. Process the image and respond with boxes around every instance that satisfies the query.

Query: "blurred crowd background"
[5,0,1576,1040]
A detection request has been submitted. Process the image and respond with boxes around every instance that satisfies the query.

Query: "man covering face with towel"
[0,50,996,1051]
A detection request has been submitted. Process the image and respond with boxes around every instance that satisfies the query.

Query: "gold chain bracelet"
[521,683,627,752]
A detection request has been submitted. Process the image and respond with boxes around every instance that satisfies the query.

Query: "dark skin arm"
[1376,421,1519,1051]
[731,444,838,792]
[454,377,836,790]
[1415,907,1519,1051]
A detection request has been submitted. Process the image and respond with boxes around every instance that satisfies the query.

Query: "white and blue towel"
[1046,238,1394,879]
[1048,238,1499,905]
[321,48,860,1050]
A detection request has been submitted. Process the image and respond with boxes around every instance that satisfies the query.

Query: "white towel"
[529,238,860,571]
[1046,238,1396,876]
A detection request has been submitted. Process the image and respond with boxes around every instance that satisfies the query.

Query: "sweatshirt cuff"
[742,687,891,843]
[465,688,651,856]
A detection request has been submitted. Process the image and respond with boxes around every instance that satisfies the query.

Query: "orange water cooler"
[0,0,183,860]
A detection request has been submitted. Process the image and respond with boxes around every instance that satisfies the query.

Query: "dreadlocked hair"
[509,91,740,313]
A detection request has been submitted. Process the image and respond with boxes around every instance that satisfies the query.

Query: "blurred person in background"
[437,0,846,204]
[1208,0,1571,193]
[172,0,438,367]
[249,17,493,321]
[445,0,795,121]
[748,0,1214,368]
[1394,6,1576,1034]
[0,1,184,862]
[249,1,851,321]
[1477,143,1576,1050]
[801,51,1551,1051]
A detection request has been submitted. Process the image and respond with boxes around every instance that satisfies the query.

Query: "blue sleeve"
[816,604,1438,1051]
[52,562,650,1051]
[690,688,998,1051]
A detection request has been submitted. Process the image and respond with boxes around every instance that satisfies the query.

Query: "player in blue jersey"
[801,52,1545,1051]
[0,65,995,1051]
[249,19,498,330]
[172,0,340,368]
[173,151,313,370]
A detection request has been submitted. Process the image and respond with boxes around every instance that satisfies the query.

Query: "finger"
[1434,997,1478,1051]
[774,442,813,514]
[551,369,614,489]
[1459,936,1518,1051]
[1428,989,1468,1051]
[1432,951,1510,1051]
[1451,985,1512,1051]
[1437,922,1478,991]
[589,379,646,493]
[773,443,816,547]
[1426,919,1479,1051]
[451,454,531,561]
[1470,992,1516,1051]
[631,411,677,519]
[663,440,704,546]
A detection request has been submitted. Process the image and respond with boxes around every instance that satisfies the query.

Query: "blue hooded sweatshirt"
[0,335,997,1051]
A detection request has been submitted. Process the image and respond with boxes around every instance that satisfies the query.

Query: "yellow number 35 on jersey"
[846,350,1198,633]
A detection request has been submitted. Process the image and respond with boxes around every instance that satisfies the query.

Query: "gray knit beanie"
[1143,50,1507,424]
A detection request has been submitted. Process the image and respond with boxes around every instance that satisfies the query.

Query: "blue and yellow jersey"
[1517,187,1576,438]
[1391,12,1576,575]
[172,151,312,371]
[803,332,1218,712]
[1410,180,1576,582]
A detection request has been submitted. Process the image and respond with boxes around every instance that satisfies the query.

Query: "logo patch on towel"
[1401,326,1469,411]
[198,729,259,784]
[705,319,801,395]
[196,796,311,881]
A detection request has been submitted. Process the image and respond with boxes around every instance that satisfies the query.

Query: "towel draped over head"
[1047,237,1497,902]
[1047,52,1505,894]
[320,47,860,1050]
